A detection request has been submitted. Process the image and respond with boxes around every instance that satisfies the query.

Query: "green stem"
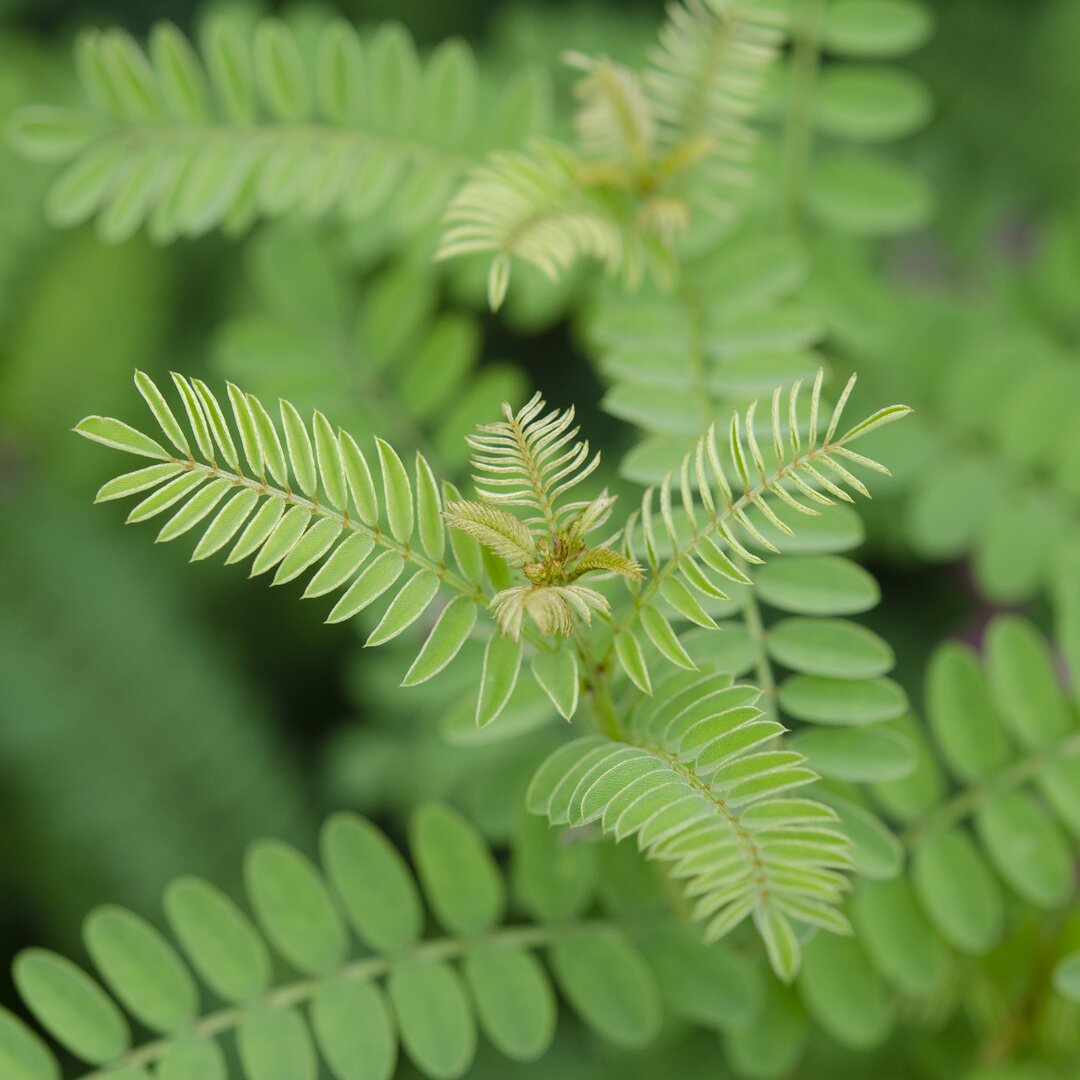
[590,673,621,740]
[781,0,825,225]
[682,284,716,431]
[738,580,778,722]
[575,631,621,738]
[109,121,473,173]
[900,730,1080,849]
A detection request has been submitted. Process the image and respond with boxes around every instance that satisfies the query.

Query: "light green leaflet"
[83,907,198,1034]
[0,1008,57,1080]
[311,982,396,1080]
[238,1007,316,1080]
[387,961,476,1080]
[402,596,477,687]
[476,634,523,727]
[463,943,555,1062]
[245,842,347,976]
[529,649,580,720]
[798,934,893,1051]
[13,950,130,1065]
[164,878,271,1003]
[320,813,423,954]
[77,373,505,689]
[548,929,661,1048]
[410,803,505,936]
[157,1036,227,1080]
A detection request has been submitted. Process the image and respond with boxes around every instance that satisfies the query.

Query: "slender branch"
[738,580,778,722]
[780,0,825,224]
[900,730,1080,849]
[105,121,473,174]
[574,630,622,738]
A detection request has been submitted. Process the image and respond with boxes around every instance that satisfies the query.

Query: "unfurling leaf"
[444,501,537,566]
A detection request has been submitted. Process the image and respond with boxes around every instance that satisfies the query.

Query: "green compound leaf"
[463,942,555,1062]
[387,960,476,1080]
[13,950,129,1065]
[321,813,423,954]
[83,906,198,1034]
[410,803,505,936]
[164,877,271,1003]
[245,841,348,976]
[549,928,661,1049]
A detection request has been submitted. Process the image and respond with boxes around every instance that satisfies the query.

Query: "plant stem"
[781,0,825,225]
[590,672,621,740]
[739,580,778,722]
[900,730,1080,849]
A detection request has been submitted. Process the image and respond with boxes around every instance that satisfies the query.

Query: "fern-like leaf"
[564,52,656,173]
[436,140,625,309]
[0,805,682,1079]
[528,668,853,981]
[437,0,784,306]
[647,0,786,157]
[602,372,909,690]
[465,390,602,531]
[7,16,551,244]
[444,500,538,566]
[75,371,480,667]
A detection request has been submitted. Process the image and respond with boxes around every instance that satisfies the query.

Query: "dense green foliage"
[1,1,1079,1079]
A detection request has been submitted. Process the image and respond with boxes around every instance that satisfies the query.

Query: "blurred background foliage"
[2,0,1080,1077]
